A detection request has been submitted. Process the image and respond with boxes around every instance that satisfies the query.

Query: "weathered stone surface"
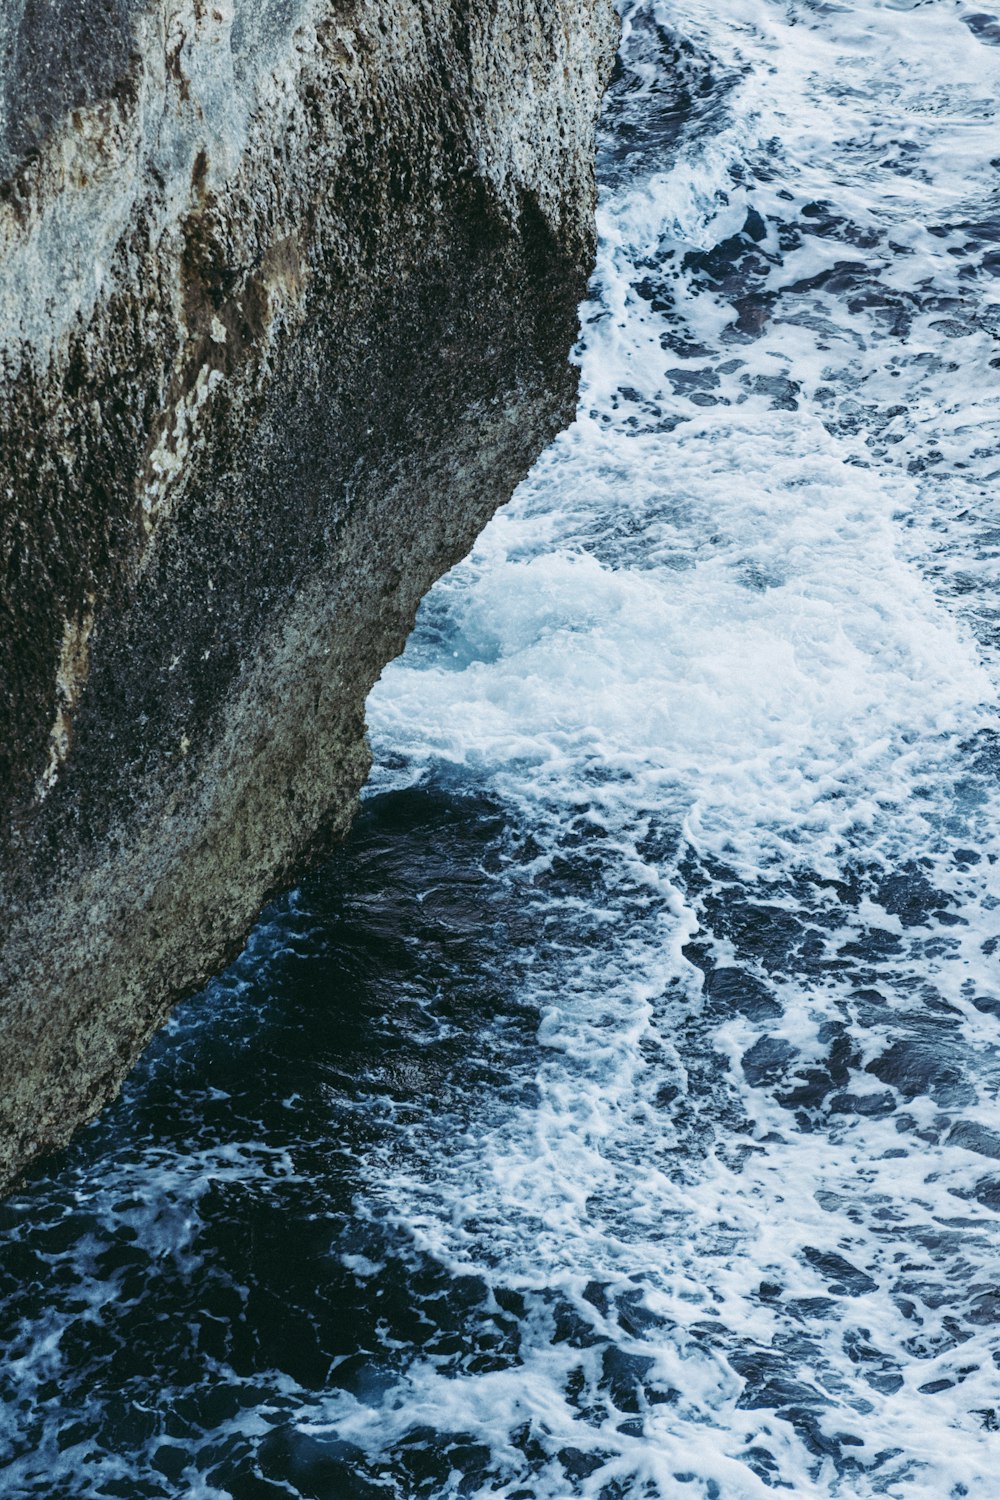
[0,0,618,1191]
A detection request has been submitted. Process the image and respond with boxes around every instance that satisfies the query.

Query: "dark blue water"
[0,790,540,1497]
[5,2,1000,1495]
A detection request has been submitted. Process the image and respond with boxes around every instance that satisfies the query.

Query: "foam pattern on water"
[4,2,1000,1496]
[364,1,1000,1491]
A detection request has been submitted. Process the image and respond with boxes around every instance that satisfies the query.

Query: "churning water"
[4,2,1000,1495]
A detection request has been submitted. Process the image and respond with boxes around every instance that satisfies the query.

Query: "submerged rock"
[0,0,618,1191]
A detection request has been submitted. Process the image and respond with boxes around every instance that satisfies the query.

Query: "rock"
[0,0,619,1191]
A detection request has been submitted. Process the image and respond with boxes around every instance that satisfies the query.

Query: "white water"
[3,4,1000,1497]
[353,2,1000,1493]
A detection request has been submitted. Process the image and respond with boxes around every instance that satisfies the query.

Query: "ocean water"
[4,2,1000,1495]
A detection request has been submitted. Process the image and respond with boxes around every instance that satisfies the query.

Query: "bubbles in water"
[4,2,1000,1496]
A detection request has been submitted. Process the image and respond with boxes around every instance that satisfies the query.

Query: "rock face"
[0,0,618,1191]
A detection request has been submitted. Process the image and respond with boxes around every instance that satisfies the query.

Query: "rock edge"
[0,0,619,1192]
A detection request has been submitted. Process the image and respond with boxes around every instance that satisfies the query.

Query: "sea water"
[3,2,1000,1495]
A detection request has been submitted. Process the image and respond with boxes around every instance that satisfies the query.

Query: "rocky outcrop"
[0,0,618,1191]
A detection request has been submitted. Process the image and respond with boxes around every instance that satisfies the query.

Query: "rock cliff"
[0,0,618,1191]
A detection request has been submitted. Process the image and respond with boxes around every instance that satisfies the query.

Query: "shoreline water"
[3,2,1000,1494]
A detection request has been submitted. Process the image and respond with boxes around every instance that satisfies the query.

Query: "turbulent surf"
[3,2,1000,1496]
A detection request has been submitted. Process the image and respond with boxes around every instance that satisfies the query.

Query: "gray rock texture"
[0,0,618,1191]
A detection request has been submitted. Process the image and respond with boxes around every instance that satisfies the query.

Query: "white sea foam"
[3,4,1000,1497]
[359,1,1000,1493]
